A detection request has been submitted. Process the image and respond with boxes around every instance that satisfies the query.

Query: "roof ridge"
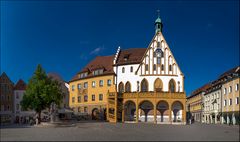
[121,48,146,51]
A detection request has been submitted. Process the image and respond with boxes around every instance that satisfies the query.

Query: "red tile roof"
[115,48,146,66]
[218,66,240,79]
[188,66,240,99]
[0,72,14,85]
[70,55,115,82]
[14,79,26,90]
[188,83,211,98]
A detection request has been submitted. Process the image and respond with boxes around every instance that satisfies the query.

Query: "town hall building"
[69,14,186,124]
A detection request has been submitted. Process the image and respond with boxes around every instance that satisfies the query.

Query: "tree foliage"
[21,64,63,122]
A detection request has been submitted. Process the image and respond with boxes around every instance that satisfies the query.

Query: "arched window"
[153,64,156,71]
[169,65,172,71]
[130,66,133,72]
[125,82,131,93]
[161,64,164,71]
[157,57,161,64]
[118,82,124,93]
[169,79,176,93]
[154,78,163,92]
[122,67,125,73]
[141,79,148,92]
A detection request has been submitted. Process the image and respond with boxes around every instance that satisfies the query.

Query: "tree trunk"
[38,111,41,124]
[50,103,55,123]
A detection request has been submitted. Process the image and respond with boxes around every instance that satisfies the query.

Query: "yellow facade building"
[221,67,239,124]
[187,84,210,123]
[69,56,117,121]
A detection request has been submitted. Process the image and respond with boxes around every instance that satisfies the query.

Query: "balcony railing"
[122,92,186,99]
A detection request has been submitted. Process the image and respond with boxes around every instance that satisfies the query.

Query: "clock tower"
[155,10,163,33]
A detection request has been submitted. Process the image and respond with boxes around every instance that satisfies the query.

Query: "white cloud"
[90,45,105,55]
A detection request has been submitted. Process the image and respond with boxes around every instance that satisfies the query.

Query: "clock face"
[155,48,163,58]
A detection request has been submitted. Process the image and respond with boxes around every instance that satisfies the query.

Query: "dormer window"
[124,54,130,61]
[80,72,88,78]
[93,69,104,76]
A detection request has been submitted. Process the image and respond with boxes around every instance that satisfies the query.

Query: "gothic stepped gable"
[136,32,183,76]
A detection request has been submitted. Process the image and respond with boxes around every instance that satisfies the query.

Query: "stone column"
[122,105,125,122]
[114,97,117,123]
[220,116,224,124]
[136,105,139,123]
[232,113,236,125]
[182,106,186,124]
[154,104,157,124]
[106,103,109,122]
[169,104,172,124]
[227,114,229,124]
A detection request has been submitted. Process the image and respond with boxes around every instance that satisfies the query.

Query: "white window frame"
[84,82,88,89]
[84,95,88,102]
[92,81,96,88]
[229,86,232,93]
[229,99,232,106]
[92,94,95,101]
[77,84,81,90]
[99,94,103,101]
[99,80,104,87]
[107,79,111,86]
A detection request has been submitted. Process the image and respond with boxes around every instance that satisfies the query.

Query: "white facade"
[114,32,184,92]
[13,90,35,123]
[203,88,222,124]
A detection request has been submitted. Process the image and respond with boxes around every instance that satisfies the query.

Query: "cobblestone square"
[1,122,239,141]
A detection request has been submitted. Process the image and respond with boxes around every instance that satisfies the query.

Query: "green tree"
[21,64,63,123]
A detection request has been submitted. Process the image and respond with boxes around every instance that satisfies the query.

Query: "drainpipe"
[220,86,223,124]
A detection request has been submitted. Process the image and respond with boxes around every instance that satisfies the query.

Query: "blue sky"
[1,0,239,96]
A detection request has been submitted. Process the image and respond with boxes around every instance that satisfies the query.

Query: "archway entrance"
[15,116,19,123]
[157,101,169,123]
[172,101,183,122]
[124,101,136,121]
[139,100,154,122]
[92,108,100,120]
